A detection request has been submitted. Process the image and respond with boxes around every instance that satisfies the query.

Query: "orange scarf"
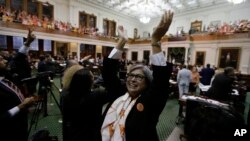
[101,93,138,141]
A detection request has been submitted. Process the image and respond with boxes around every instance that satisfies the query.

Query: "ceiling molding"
[74,0,138,22]
[74,0,245,24]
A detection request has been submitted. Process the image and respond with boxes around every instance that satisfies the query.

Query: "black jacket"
[9,53,31,85]
[0,79,28,141]
[207,73,234,102]
[102,58,172,141]
[61,58,124,141]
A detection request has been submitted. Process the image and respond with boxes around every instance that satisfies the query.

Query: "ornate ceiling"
[79,0,231,19]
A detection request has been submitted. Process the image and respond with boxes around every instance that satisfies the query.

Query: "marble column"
[77,43,81,61]
[214,47,219,67]
[185,46,190,65]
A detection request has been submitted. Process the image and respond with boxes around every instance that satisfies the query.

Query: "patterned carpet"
[157,98,179,141]
[28,78,63,141]
[27,77,250,141]
[27,96,179,141]
[27,77,179,141]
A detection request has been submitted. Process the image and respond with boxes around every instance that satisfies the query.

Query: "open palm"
[152,10,173,43]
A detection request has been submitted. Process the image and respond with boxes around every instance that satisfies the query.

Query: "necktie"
[1,79,25,102]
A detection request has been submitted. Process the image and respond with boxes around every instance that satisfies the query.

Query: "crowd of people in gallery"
[0,5,101,37]
[0,6,250,141]
[2,3,250,41]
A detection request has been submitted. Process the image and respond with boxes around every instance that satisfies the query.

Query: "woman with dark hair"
[61,64,121,141]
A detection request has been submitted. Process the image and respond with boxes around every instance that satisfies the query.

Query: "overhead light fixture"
[170,0,178,3]
[187,0,196,5]
[227,0,245,4]
[138,0,151,24]
[139,16,150,24]
[112,0,171,24]
[176,4,183,8]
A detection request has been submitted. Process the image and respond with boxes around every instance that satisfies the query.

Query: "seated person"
[206,67,235,102]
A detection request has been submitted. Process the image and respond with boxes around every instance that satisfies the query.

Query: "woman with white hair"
[101,10,174,141]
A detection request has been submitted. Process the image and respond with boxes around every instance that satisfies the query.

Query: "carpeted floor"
[28,78,63,141]
[28,99,179,141]
[157,98,179,141]
[166,125,186,141]
[27,77,180,141]
[27,77,250,141]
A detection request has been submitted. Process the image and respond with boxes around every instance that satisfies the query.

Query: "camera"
[21,76,39,97]
[37,71,54,88]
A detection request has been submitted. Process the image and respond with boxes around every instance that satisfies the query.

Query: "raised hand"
[24,28,36,46]
[151,10,173,44]
[82,55,92,61]
[116,25,127,51]
[117,25,128,40]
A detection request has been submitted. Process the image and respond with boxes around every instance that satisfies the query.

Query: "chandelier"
[139,0,151,24]
[227,0,245,4]
[139,16,150,24]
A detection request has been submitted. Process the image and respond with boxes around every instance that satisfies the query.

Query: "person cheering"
[0,29,36,141]
[101,10,174,141]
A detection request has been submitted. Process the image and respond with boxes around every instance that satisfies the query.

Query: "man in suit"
[206,67,235,102]
[200,63,215,85]
[0,29,36,141]
[8,29,35,96]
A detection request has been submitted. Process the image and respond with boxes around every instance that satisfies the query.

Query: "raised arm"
[116,26,128,50]
[19,28,36,55]
[101,26,128,102]
[107,26,127,59]
[151,10,173,54]
[10,28,36,82]
[149,10,174,116]
[24,28,36,46]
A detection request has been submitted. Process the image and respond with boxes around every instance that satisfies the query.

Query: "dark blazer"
[206,73,234,102]
[7,52,31,97]
[62,89,107,141]
[61,59,124,141]
[200,67,215,85]
[9,53,31,85]
[0,79,28,141]
[102,58,172,141]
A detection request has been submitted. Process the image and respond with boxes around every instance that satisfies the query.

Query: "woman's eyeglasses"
[126,73,145,81]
